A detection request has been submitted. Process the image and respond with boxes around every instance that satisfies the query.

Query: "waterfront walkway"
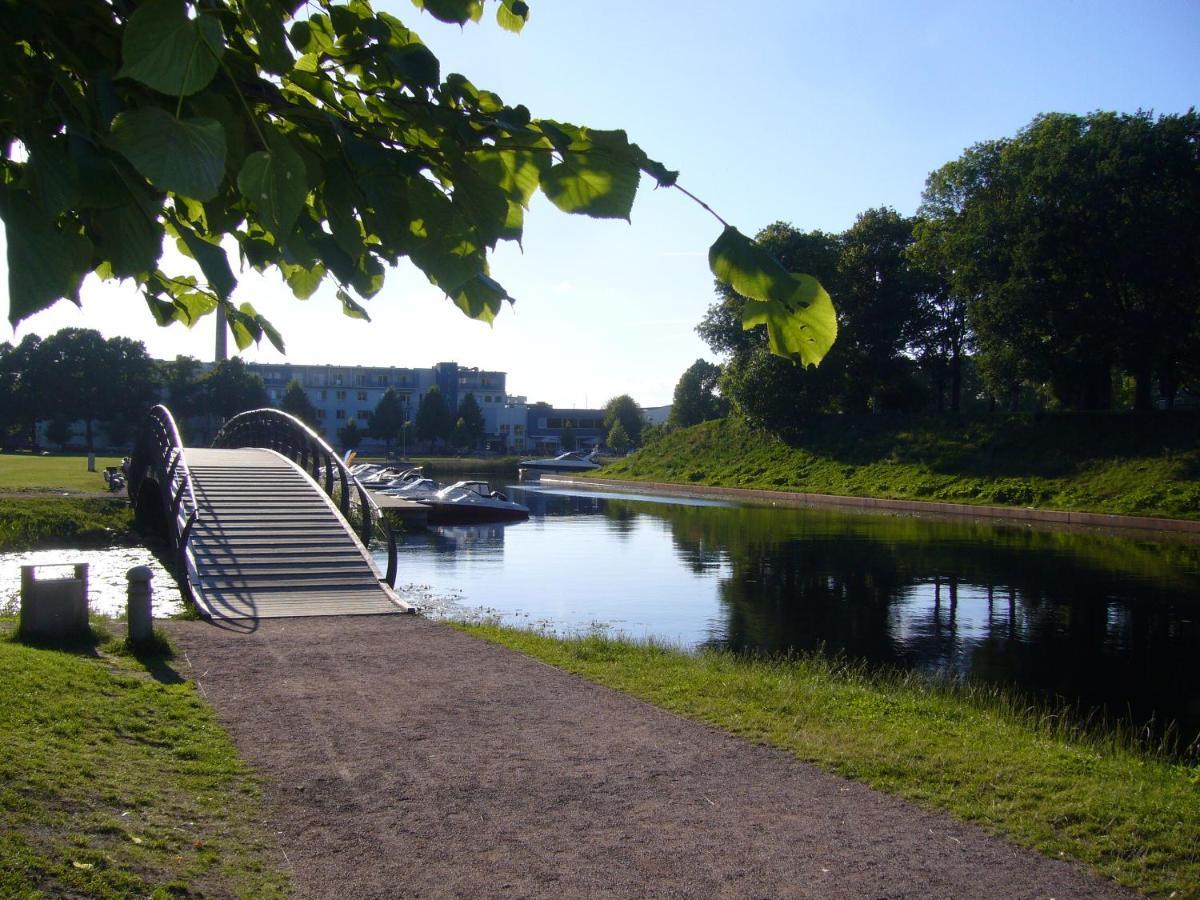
[167,615,1127,898]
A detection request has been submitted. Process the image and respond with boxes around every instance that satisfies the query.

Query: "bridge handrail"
[129,405,201,604]
[212,408,398,587]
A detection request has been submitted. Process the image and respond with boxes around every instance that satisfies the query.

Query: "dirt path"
[167,616,1128,898]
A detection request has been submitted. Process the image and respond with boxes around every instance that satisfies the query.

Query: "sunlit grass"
[0,454,124,494]
[596,415,1200,520]
[0,619,288,897]
[455,621,1200,896]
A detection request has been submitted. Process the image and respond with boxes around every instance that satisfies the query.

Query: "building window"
[357,410,369,420]
[334,376,343,386]
[378,375,388,385]
[357,391,367,401]
[355,374,366,386]
[335,409,346,420]
[319,390,327,400]
[316,409,327,420]
[336,390,346,400]
[514,425,524,435]
[547,417,563,428]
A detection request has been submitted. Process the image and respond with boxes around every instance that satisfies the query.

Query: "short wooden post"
[127,566,154,644]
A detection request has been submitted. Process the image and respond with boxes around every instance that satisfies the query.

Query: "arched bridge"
[128,406,410,621]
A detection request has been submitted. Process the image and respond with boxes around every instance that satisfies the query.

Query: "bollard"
[127,566,154,644]
[87,452,96,473]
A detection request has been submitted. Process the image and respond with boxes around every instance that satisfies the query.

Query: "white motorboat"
[358,466,423,489]
[378,477,442,501]
[517,450,602,475]
[421,480,529,525]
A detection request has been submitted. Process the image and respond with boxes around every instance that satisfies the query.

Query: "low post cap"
[127,566,154,583]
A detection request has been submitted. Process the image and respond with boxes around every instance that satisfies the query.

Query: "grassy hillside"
[595,413,1200,520]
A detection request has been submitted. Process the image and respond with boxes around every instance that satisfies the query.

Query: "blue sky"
[4,0,1198,407]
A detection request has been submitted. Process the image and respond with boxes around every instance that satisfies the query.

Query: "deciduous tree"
[603,395,645,447]
[414,384,452,447]
[281,379,319,428]
[368,387,407,454]
[456,392,485,449]
[668,359,726,428]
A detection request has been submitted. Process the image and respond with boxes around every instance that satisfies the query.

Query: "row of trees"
[694,110,1199,432]
[0,330,280,450]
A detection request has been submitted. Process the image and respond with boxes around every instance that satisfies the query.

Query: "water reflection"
[382,485,1200,746]
[1,546,184,618]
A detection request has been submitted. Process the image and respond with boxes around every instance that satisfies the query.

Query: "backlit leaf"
[110,108,226,201]
[451,273,510,324]
[0,189,92,325]
[97,204,164,278]
[710,226,838,366]
[337,288,371,321]
[243,0,293,75]
[410,0,483,25]
[117,0,224,96]
[496,0,530,33]
[237,132,308,240]
[174,220,236,299]
[540,152,639,220]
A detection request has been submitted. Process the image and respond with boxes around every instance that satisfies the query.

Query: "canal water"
[381,482,1200,749]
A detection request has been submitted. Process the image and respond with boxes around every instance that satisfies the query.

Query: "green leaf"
[0,189,92,325]
[410,0,483,25]
[117,0,224,97]
[237,132,308,240]
[710,226,838,366]
[110,108,226,201]
[336,288,371,321]
[450,273,510,324]
[244,0,293,74]
[174,220,236,299]
[171,288,218,325]
[496,0,530,33]
[97,204,164,278]
[282,261,325,299]
[540,152,639,220]
[27,136,79,216]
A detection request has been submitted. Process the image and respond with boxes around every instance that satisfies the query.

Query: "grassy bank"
[0,455,136,551]
[596,413,1200,520]
[456,623,1199,896]
[0,623,287,897]
[0,498,135,551]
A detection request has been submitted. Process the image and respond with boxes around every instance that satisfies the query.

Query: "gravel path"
[167,615,1129,898]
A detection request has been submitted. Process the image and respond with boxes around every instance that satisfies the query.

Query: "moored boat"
[421,480,529,525]
[517,450,601,477]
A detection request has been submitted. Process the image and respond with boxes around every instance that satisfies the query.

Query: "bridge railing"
[129,405,201,604]
[212,408,398,587]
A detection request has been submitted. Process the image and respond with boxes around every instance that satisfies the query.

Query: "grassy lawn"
[0,622,288,897]
[597,414,1200,520]
[0,455,135,551]
[457,623,1200,896]
[0,454,125,494]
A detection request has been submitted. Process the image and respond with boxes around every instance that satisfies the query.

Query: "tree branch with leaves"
[1,0,835,366]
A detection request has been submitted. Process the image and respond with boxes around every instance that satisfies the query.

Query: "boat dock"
[371,493,430,528]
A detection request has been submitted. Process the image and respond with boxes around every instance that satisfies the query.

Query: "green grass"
[0,453,125,494]
[596,413,1200,520]
[0,621,288,897]
[455,622,1200,896]
[0,498,135,551]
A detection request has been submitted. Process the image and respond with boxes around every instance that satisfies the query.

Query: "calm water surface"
[380,482,1200,746]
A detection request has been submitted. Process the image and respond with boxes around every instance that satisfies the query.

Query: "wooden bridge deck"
[184,448,407,620]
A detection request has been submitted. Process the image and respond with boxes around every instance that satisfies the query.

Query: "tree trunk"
[949,347,962,414]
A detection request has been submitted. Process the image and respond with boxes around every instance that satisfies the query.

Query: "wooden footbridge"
[129,407,410,621]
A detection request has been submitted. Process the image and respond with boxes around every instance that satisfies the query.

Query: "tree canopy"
[367,386,406,452]
[668,358,726,428]
[0,0,836,368]
[280,377,319,427]
[456,392,484,448]
[602,394,645,447]
[414,383,451,444]
[917,110,1200,410]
